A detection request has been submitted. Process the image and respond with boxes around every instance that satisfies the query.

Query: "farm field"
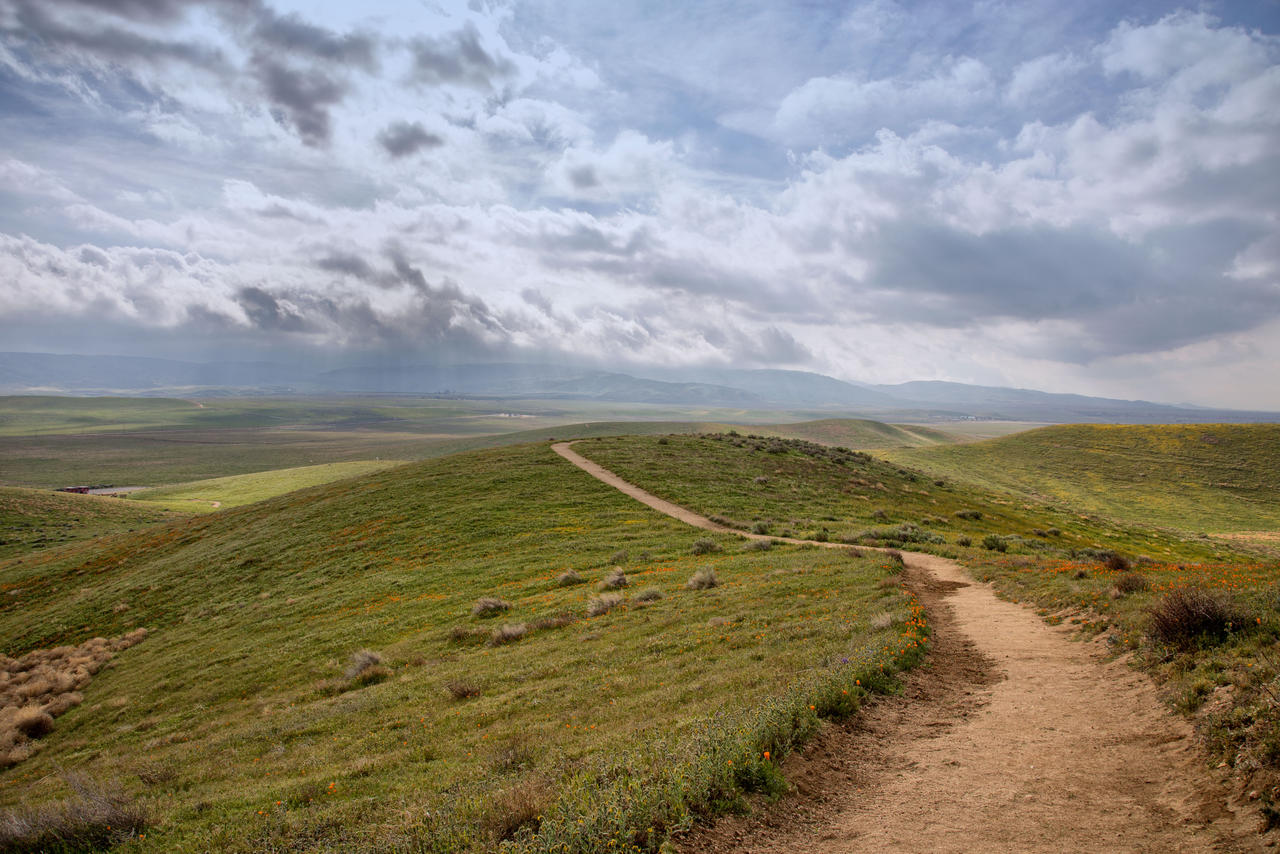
[0,442,926,852]
[129,461,409,512]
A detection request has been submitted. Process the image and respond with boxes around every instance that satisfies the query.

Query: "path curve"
[551,441,1264,852]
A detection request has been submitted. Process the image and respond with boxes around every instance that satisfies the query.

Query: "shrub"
[750,520,770,535]
[744,539,771,552]
[598,568,628,591]
[691,538,721,555]
[954,509,983,521]
[955,535,972,547]
[445,680,482,700]
[812,529,830,542]
[586,593,623,617]
[635,588,664,603]
[472,597,512,618]
[1104,553,1131,572]
[753,475,769,484]
[556,570,584,587]
[686,567,719,590]
[11,707,54,739]
[609,550,629,564]
[982,534,1008,552]
[1113,572,1150,595]
[1147,588,1251,649]
[0,775,148,852]
[447,626,488,645]
[343,650,390,687]
[531,612,576,631]
[857,524,944,545]
[488,624,528,646]
[883,549,904,567]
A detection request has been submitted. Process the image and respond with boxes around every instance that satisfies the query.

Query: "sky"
[0,0,1278,407]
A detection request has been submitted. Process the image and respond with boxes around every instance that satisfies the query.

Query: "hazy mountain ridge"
[1,352,1275,424]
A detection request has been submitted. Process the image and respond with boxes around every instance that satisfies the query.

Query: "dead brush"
[343,650,390,688]
[472,597,512,618]
[586,593,623,617]
[481,776,552,844]
[0,774,147,851]
[531,612,576,631]
[1147,588,1252,649]
[1113,572,1150,596]
[685,567,719,590]
[445,680,481,701]
[597,568,628,591]
[488,624,528,646]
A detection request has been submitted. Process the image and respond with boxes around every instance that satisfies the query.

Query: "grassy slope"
[890,423,1280,534]
[574,434,1234,563]
[129,461,408,512]
[0,487,182,560]
[747,419,956,448]
[0,443,923,852]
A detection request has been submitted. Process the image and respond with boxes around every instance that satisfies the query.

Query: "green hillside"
[750,419,956,448]
[0,443,924,852]
[573,433,1233,562]
[889,423,1280,535]
[0,487,180,560]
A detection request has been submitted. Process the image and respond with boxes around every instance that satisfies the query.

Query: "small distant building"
[58,486,93,494]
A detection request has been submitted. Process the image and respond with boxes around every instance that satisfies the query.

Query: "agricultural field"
[0,442,926,852]
[890,423,1280,535]
[129,461,408,512]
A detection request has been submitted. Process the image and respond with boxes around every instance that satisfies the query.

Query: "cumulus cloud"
[376,121,444,158]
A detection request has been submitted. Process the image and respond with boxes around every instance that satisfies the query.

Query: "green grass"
[0,487,181,560]
[0,443,925,852]
[129,461,408,512]
[721,419,957,449]
[891,423,1280,535]
[573,433,1236,563]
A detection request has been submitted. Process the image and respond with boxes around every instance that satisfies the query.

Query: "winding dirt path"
[551,442,1265,852]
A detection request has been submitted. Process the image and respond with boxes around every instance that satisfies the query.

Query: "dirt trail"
[551,442,1265,852]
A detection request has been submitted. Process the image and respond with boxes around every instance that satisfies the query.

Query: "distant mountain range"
[1,352,1275,425]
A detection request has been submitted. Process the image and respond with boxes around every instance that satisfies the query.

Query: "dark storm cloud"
[568,165,598,189]
[859,217,1280,359]
[236,285,312,332]
[376,121,444,158]
[250,54,345,146]
[316,252,376,280]
[407,22,516,89]
[252,10,377,70]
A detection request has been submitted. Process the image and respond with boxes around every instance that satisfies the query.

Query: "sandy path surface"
[551,442,1264,853]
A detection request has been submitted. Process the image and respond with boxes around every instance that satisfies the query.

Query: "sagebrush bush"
[750,520,770,534]
[556,570,584,587]
[343,650,390,687]
[955,535,972,547]
[686,568,719,590]
[982,534,1008,552]
[609,550,629,565]
[635,588,664,603]
[1113,572,1150,595]
[745,539,771,552]
[955,509,983,520]
[587,593,623,617]
[691,538,721,555]
[472,597,512,618]
[598,568,628,591]
[1147,588,1251,648]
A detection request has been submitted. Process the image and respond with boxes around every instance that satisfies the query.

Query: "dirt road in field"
[551,442,1265,853]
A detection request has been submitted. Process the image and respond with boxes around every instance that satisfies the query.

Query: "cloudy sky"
[1,0,1278,407]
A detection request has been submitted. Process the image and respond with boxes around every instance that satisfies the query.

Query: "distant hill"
[891,423,1280,534]
[2,352,1277,424]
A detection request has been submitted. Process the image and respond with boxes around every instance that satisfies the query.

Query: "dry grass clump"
[447,626,488,645]
[472,597,512,618]
[531,612,576,631]
[691,538,721,555]
[488,624,528,646]
[1148,588,1251,649]
[686,567,719,590]
[634,588,664,603]
[343,650,390,687]
[883,549,905,566]
[0,774,147,851]
[586,593,623,618]
[0,629,147,769]
[1104,553,1131,572]
[1113,572,1150,596]
[481,776,552,844]
[556,570,584,587]
[598,568,628,591]
[445,680,481,700]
